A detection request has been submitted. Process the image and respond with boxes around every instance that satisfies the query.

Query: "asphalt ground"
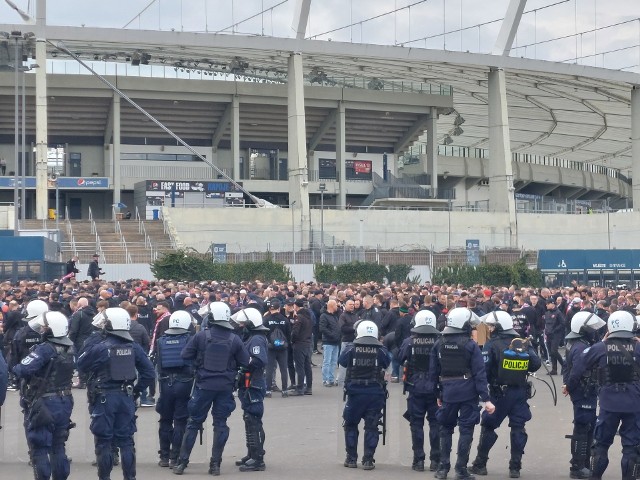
[0,360,625,479]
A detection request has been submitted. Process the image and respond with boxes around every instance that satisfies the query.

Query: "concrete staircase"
[21,218,175,264]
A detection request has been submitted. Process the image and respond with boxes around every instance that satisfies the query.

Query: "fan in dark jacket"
[319,300,341,386]
[68,297,97,388]
[336,299,359,385]
[290,300,314,396]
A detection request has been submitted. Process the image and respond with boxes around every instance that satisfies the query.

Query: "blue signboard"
[538,250,638,271]
[466,239,480,266]
[212,243,227,263]
[0,177,109,189]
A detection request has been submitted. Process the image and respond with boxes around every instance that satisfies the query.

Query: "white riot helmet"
[482,310,517,336]
[102,307,133,341]
[443,307,481,335]
[354,320,380,345]
[607,310,637,339]
[28,311,73,346]
[25,299,49,321]
[167,310,193,334]
[566,311,606,340]
[231,307,270,332]
[198,301,233,330]
[411,310,439,335]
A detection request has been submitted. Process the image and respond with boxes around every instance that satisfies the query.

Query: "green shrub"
[431,259,542,287]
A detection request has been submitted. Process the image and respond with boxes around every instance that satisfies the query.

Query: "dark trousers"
[546,332,565,372]
[591,409,640,479]
[405,392,440,463]
[292,345,312,392]
[156,378,193,461]
[266,349,288,391]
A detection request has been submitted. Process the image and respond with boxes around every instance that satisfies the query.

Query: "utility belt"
[491,382,532,399]
[159,374,194,386]
[90,383,135,403]
[41,389,72,398]
[440,374,470,381]
[348,379,384,387]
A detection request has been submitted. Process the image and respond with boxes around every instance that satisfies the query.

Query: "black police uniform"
[569,325,640,480]
[155,327,195,467]
[398,324,440,471]
[429,328,491,480]
[13,337,75,480]
[563,331,599,478]
[173,320,249,476]
[338,334,390,470]
[77,330,156,480]
[470,330,541,477]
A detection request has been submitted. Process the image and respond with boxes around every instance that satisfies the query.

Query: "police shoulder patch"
[21,355,35,365]
[252,346,261,355]
[582,347,591,354]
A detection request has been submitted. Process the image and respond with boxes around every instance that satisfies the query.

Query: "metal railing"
[64,207,77,258]
[140,221,156,260]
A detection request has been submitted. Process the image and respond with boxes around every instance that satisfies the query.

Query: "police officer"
[429,307,495,480]
[155,310,196,468]
[13,311,75,480]
[569,310,640,480]
[469,310,541,478]
[398,309,441,472]
[231,307,269,472]
[77,307,156,480]
[11,299,49,463]
[339,320,390,470]
[562,311,606,479]
[173,302,250,476]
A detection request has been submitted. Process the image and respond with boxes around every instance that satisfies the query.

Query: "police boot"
[469,426,498,475]
[409,423,426,471]
[172,461,188,475]
[239,415,266,472]
[569,432,591,479]
[412,458,425,472]
[454,430,475,480]
[620,445,640,480]
[235,415,252,466]
[362,455,375,471]
[589,443,608,480]
[435,428,453,479]
[208,458,221,476]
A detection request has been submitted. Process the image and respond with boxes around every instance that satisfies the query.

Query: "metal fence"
[222,246,532,269]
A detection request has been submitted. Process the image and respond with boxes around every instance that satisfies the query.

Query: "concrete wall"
[166,207,640,253]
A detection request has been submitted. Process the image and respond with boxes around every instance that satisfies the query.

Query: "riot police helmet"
[24,299,49,321]
[198,301,233,330]
[102,307,133,341]
[353,320,381,345]
[231,307,270,332]
[28,311,73,346]
[482,310,517,336]
[566,311,606,340]
[607,310,637,339]
[443,307,480,335]
[411,310,439,335]
[167,310,193,335]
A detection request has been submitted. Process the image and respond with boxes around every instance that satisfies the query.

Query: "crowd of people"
[0,273,638,479]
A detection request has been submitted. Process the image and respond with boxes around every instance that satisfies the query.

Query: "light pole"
[319,183,326,264]
[13,32,21,234]
[448,199,452,263]
[290,200,296,264]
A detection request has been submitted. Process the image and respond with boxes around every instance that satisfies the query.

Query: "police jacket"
[319,309,341,345]
[569,337,640,413]
[563,337,598,405]
[14,341,75,395]
[242,330,268,388]
[482,333,541,388]
[338,341,390,394]
[0,353,7,406]
[429,332,491,403]
[398,333,438,394]
[156,331,193,378]
[181,324,249,391]
[77,334,155,396]
[11,324,43,369]
[338,311,359,343]
[291,308,313,347]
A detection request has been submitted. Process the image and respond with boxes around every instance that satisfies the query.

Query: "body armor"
[439,338,470,378]
[157,334,190,371]
[599,339,639,385]
[346,345,380,384]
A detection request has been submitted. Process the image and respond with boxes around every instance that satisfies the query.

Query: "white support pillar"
[287,53,310,248]
[34,0,48,220]
[112,94,121,212]
[231,95,240,180]
[488,68,517,247]
[291,0,313,39]
[426,107,438,194]
[336,101,346,210]
[632,87,640,210]
[493,0,528,56]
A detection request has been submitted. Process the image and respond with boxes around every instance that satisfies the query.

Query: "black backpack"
[268,327,288,350]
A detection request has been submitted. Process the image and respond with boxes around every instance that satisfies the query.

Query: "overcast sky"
[1,0,638,72]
